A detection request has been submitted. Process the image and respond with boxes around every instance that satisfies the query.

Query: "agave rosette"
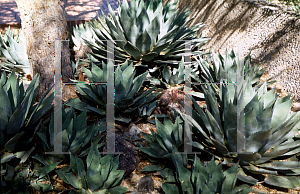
[182,67,300,188]
[36,106,106,162]
[1,158,60,194]
[65,60,158,123]
[162,153,253,194]
[83,0,209,73]
[0,69,54,154]
[137,116,189,163]
[0,26,30,77]
[0,69,55,193]
[193,50,276,96]
[56,143,127,194]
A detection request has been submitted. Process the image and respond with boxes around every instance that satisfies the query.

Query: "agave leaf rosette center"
[83,0,209,74]
[65,60,158,123]
[183,73,300,188]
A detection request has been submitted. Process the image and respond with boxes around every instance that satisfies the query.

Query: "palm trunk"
[15,0,76,102]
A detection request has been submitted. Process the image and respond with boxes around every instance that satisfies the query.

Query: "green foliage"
[0,26,30,78]
[1,159,59,194]
[137,116,189,164]
[65,60,158,123]
[0,69,56,193]
[162,154,253,194]
[82,0,209,83]
[0,69,54,154]
[183,75,300,189]
[36,105,106,162]
[56,143,127,194]
[194,49,276,96]
[159,56,202,88]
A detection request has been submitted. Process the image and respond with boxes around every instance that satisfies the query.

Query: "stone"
[136,123,156,134]
[100,133,140,178]
[131,174,140,185]
[154,88,192,121]
[291,103,300,112]
[129,124,141,136]
[275,84,284,93]
[137,176,155,193]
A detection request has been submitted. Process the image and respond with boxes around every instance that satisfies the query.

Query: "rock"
[154,88,192,121]
[136,123,156,134]
[100,133,140,178]
[275,84,284,93]
[137,176,155,193]
[291,103,300,112]
[131,174,140,185]
[129,124,141,136]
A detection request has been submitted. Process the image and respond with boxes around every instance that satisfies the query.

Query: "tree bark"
[15,0,77,102]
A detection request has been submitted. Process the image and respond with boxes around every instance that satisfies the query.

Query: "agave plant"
[83,0,209,80]
[137,115,191,164]
[182,70,300,189]
[71,17,107,51]
[193,49,276,96]
[0,69,55,193]
[36,106,106,163]
[1,158,59,194]
[71,22,96,50]
[0,26,30,78]
[0,69,54,154]
[55,143,127,194]
[65,60,158,123]
[162,154,253,194]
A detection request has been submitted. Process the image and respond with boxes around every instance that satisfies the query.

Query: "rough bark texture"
[15,0,76,102]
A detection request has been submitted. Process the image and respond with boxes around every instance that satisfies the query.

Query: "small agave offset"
[65,60,158,123]
[56,143,127,194]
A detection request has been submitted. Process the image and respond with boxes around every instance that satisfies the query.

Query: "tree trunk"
[15,0,77,102]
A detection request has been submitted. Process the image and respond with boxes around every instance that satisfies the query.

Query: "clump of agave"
[0,26,30,78]
[83,0,209,81]
[56,143,127,194]
[182,62,300,189]
[162,154,253,194]
[65,60,158,123]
